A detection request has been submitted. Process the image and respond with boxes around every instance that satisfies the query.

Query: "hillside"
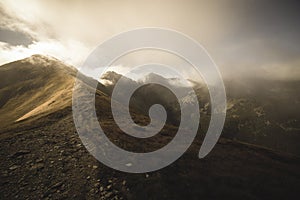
[0,55,77,129]
[0,54,108,132]
[100,71,300,155]
[0,56,300,199]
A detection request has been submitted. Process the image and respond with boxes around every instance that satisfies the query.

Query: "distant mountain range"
[100,69,300,155]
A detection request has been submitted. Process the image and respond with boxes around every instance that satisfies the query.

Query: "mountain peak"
[14,54,77,74]
[21,54,62,65]
[30,54,54,59]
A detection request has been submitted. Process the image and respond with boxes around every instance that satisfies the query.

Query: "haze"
[0,0,299,80]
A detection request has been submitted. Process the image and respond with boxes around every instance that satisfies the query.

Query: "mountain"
[221,78,300,155]
[100,71,187,125]
[0,56,300,199]
[100,71,300,155]
[0,55,76,129]
[0,54,109,131]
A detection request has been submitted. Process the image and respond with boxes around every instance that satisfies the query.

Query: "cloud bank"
[0,0,299,80]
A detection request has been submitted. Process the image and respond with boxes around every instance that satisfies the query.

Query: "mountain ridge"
[0,55,300,199]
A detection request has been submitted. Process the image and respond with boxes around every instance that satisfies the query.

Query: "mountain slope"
[100,71,300,155]
[0,55,77,128]
[0,55,109,131]
[0,56,300,199]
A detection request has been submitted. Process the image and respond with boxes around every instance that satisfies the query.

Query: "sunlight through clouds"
[0,0,299,80]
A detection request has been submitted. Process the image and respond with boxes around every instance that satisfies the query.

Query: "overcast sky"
[0,0,299,80]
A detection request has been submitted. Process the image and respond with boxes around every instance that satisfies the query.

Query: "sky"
[0,0,299,80]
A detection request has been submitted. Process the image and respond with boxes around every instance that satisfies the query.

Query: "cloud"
[0,0,93,66]
[0,28,32,47]
[0,0,299,80]
[0,40,89,66]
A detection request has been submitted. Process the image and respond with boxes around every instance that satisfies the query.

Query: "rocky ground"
[1,106,300,200]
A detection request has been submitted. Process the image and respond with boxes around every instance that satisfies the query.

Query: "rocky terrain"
[101,71,300,155]
[1,55,300,199]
